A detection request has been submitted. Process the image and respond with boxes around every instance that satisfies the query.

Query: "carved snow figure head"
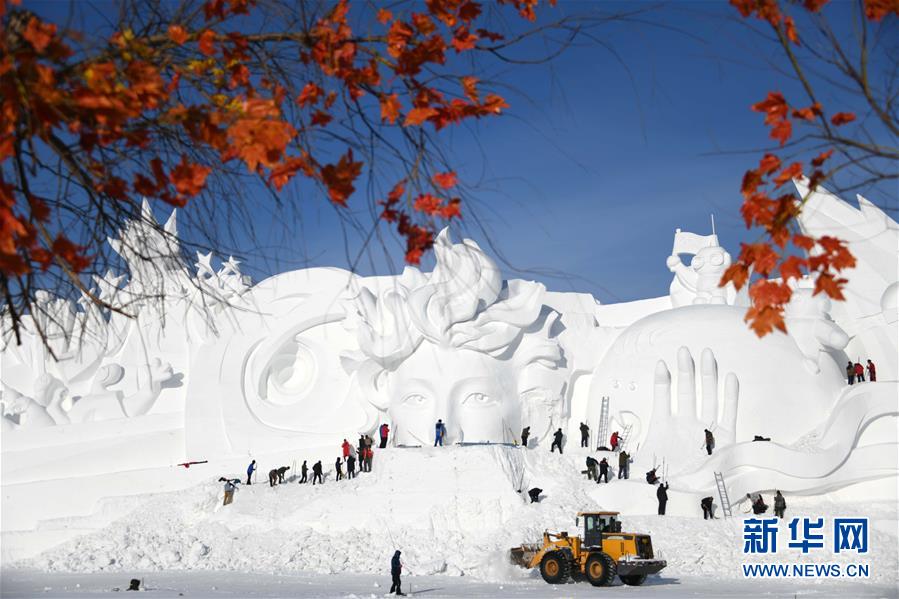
[690,244,731,276]
[344,229,565,446]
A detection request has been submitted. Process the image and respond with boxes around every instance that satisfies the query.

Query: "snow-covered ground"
[3,569,898,598]
[2,444,896,597]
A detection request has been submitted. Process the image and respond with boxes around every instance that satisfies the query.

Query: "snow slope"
[9,444,897,587]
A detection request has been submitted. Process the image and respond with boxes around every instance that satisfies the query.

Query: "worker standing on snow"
[434,419,447,446]
[365,445,374,471]
[701,496,714,519]
[520,426,530,448]
[579,422,589,447]
[657,481,669,515]
[585,456,598,481]
[246,460,256,485]
[299,460,308,484]
[867,359,877,382]
[610,431,620,451]
[390,550,405,596]
[347,454,356,479]
[598,457,610,483]
[774,491,786,519]
[618,450,630,479]
[846,360,855,384]
[380,423,390,448]
[646,468,659,484]
[704,428,715,455]
[550,428,564,454]
[335,457,344,481]
[222,478,239,506]
[312,460,323,485]
[341,439,351,461]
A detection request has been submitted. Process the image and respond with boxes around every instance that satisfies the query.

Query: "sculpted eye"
[401,393,428,407]
[463,392,497,407]
[710,253,724,266]
[691,256,705,269]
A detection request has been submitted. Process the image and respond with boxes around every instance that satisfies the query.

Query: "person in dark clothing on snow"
[550,428,564,454]
[867,359,877,382]
[347,454,356,479]
[528,487,542,503]
[335,457,344,481]
[246,460,256,485]
[701,496,714,520]
[646,468,659,484]
[434,419,447,446]
[299,460,308,484]
[579,422,589,447]
[598,458,610,483]
[380,423,390,448]
[773,491,786,519]
[657,482,669,515]
[618,451,630,479]
[390,550,405,596]
[585,456,598,481]
[520,426,530,448]
[847,360,855,384]
[312,460,323,485]
[704,429,715,455]
[748,493,768,514]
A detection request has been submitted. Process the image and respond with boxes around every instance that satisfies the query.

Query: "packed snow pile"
[15,445,898,586]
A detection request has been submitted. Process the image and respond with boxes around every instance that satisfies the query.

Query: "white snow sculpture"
[784,278,850,374]
[344,229,566,446]
[667,228,733,307]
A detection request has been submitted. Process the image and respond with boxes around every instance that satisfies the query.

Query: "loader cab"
[577,511,621,548]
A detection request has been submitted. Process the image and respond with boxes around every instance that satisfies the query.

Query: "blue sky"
[30,1,897,304]
[234,0,894,303]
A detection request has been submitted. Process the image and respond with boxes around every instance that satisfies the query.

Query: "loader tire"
[620,574,647,586]
[539,551,570,584]
[585,552,616,587]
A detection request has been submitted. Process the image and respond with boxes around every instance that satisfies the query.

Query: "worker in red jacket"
[379,423,390,448]
[610,431,620,451]
[854,362,865,382]
[341,439,351,460]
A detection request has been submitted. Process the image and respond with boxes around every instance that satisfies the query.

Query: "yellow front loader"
[510,511,666,587]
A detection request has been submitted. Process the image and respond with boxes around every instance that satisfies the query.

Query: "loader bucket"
[509,544,540,568]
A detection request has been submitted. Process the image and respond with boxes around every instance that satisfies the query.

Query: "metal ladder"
[596,396,610,448]
[714,471,733,518]
[618,423,634,453]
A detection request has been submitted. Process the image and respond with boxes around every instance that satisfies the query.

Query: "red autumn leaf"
[451,27,478,52]
[803,0,830,11]
[23,17,56,53]
[51,236,91,273]
[380,93,401,124]
[811,149,834,167]
[745,304,787,336]
[791,102,821,121]
[320,149,362,205]
[377,8,393,24]
[784,16,799,45]
[864,0,899,20]
[168,24,189,45]
[770,119,792,146]
[432,171,458,189]
[198,29,217,56]
[169,155,211,197]
[477,28,504,42]
[830,112,856,126]
[773,162,803,187]
[404,106,439,126]
[461,76,479,103]
[792,234,815,251]
[779,255,806,281]
[758,153,781,175]
[413,193,442,215]
[297,82,323,107]
[721,263,750,290]
[310,110,332,126]
[412,13,437,35]
[751,91,788,121]
[813,272,846,301]
[439,198,461,219]
[269,155,314,191]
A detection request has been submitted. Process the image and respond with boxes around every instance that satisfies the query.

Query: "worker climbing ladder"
[714,471,733,518]
[596,396,610,449]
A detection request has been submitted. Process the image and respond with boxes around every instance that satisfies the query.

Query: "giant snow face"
[385,343,520,445]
